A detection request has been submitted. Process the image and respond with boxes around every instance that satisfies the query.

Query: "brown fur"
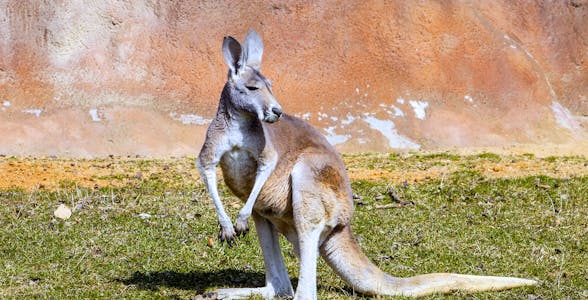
[223,114,352,227]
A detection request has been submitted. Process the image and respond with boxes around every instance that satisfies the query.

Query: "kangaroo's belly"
[220,149,257,200]
[220,149,293,219]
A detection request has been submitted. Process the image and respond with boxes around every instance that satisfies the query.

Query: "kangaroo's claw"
[235,215,250,237]
[218,225,237,246]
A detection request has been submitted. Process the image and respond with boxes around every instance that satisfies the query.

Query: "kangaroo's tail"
[319,225,537,297]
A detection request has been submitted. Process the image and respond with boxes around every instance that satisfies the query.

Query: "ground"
[1,151,587,299]
[2,145,587,190]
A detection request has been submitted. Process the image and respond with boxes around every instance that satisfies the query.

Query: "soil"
[1,149,586,191]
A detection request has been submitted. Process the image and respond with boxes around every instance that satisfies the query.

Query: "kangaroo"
[197,30,537,299]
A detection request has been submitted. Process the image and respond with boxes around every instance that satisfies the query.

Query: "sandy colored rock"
[0,1,586,157]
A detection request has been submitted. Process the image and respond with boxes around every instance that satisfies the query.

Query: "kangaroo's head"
[222,30,282,123]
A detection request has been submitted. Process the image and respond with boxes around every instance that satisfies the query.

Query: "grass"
[1,153,587,299]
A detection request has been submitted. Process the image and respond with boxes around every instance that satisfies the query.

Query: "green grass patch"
[1,156,587,299]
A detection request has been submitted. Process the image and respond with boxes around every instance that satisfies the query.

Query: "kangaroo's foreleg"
[234,149,278,235]
[198,165,237,244]
[197,142,237,244]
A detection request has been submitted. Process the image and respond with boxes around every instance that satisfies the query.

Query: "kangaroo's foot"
[212,286,292,299]
[235,213,250,237]
[218,224,237,246]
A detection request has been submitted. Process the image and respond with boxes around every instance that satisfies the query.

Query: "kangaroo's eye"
[246,86,259,91]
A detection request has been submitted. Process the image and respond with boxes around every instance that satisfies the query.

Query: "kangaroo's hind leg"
[213,211,293,299]
[290,158,341,300]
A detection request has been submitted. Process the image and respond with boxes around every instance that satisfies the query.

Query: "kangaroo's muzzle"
[264,105,282,123]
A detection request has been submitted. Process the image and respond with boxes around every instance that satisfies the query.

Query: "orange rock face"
[0,1,586,156]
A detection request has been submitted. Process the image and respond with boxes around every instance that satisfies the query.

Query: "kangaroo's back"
[266,114,342,164]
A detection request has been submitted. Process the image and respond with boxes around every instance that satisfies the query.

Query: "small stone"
[138,213,151,219]
[54,204,72,220]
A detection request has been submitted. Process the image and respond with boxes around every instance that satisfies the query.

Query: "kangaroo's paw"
[218,224,237,246]
[235,214,250,237]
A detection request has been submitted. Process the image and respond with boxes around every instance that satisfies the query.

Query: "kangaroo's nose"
[272,106,283,118]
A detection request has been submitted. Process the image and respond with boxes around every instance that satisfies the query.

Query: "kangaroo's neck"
[217,83,263,133]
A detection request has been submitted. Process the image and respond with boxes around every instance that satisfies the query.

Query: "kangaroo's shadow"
[117,269,267,294]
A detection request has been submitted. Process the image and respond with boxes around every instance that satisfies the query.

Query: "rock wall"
[0,0,586,157]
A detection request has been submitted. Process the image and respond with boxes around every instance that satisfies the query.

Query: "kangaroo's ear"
[241,30,263,69]
[222,36,242,75]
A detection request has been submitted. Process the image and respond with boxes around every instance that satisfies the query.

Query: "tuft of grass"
[473,152,501,162]
[1,154,587,299]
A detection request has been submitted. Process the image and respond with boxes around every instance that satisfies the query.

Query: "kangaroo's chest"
[219,147,292,219]
[219,149,257,200]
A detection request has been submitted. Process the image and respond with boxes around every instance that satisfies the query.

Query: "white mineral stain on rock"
[317,111,329,121]
[551,101,579,132]
[2,101,10,107]
[397,97,405,104]
[391,105,405,117]
[323,126,350,146]
[341,113,356,125]
[363,116,420,149]
[23,109,42,117]
[170,113,211,125]
[89,108,101,122]
[409,100,429,120]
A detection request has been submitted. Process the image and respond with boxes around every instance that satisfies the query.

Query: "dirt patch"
[346,155,588,183]
[0,156,199,191]
[1,152,586,191]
